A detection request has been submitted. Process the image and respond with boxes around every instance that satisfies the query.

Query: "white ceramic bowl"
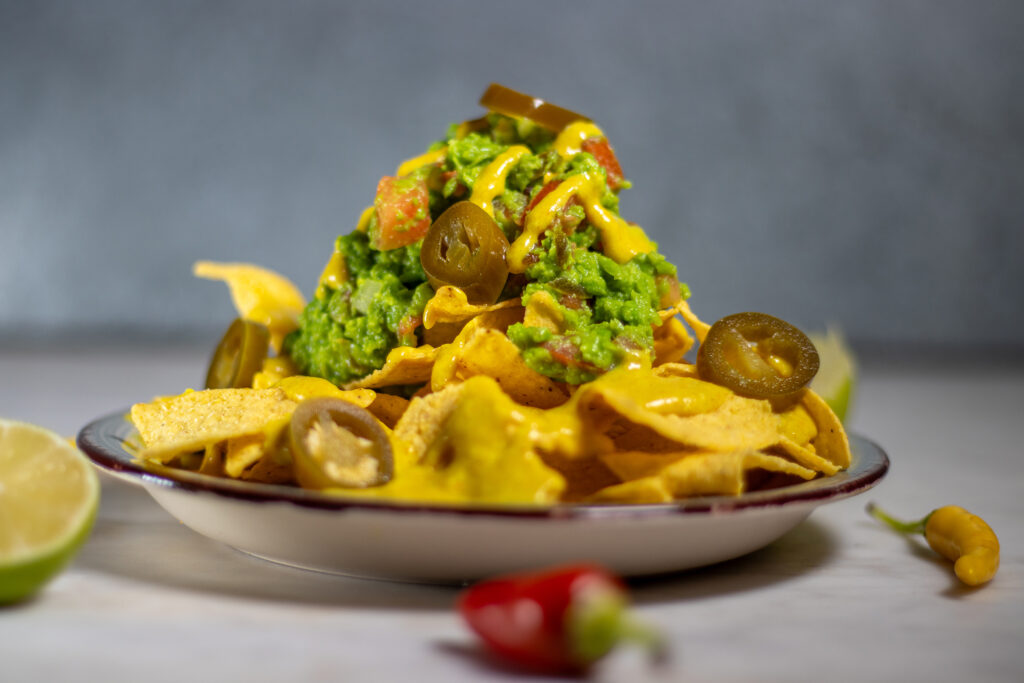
[79,411,888,584]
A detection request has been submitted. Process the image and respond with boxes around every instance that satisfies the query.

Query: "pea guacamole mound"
[284,110,688,387]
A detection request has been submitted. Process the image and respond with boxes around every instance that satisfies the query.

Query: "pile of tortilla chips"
[130,263,850,505]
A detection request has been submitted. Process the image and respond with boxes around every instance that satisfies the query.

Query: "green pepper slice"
[479,83,589,131]
[420,201,510,304]
[697,312,820,399]
[289,397,394,490]
[205,318,271,389]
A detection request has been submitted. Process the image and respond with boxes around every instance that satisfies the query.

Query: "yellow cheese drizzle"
[508,172,655,273]
[396,147,447,177]
[468,145,530,217]
[553,121,605,157]
[315,247,347,298]
[354,205,375,233]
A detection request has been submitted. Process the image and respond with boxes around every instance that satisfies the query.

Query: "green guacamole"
[507,226,680,385]
[284,232,432,385]
[284,113,688,387]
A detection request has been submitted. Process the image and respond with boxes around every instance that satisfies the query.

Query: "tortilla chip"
[609,422,687,453]
[587,370,732,415]
[587,477,673,504]
[252,355,298,390]
[224,433,267,478]
[422,321,465,347]
[661,449,817,496]
[590,383,780,453]
[600,450,689,482]
[774,436,841,476]
[131,387,296,463]
[523,290,566,333]
[776,402,818,447]
[345,345,439,390]
[417,377,564,503]
[652,316,694,366]
[275,375,375,407]
[429,306,528,393]
[393,381,469,461]
[366,392,410,429]
[592,449,816,501]
[651,362,700,379]
[193,261,306,352]
[675,299,711,344]
[199,443,225,476]
[801,389,852,468]
[239,444,294,485]
[453,328,571,408]
[539,450,621,502]
[422,286,519,329]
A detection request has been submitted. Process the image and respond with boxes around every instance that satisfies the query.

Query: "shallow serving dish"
[78,410,888,584]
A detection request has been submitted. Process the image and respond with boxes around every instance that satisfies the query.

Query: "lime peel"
[0,419,100,604]
[808,327,856,423]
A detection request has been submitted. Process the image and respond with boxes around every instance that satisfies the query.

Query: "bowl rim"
[78,409,888,520]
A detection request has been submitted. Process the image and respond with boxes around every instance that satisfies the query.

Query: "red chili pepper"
[457,564,664,673]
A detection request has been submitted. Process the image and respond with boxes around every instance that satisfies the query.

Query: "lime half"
[808,327,856,424]
[0,419,99,604]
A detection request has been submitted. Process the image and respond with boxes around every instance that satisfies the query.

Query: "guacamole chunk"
[507,226,679,384]
[284,232,432,385]
[284,111,688,387]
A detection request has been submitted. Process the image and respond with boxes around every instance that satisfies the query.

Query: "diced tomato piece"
[655,274,682,308]
[371,175,431,250]
[524,180,562,216]
[543,338,598,373]
[558,292,585,310]
[438,170,467,198]
[580,137,625,190]
[397,314,422,338]
[397,314,422,345]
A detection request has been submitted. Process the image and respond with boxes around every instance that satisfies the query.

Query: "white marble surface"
[1,347,1022,682]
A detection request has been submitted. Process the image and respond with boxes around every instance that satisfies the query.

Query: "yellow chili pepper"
[867,503,1000,586]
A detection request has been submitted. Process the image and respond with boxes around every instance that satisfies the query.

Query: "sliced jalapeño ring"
[289,397,394,490]
[479,83,589,131]
[205,318,271,389]
[697,311,820,399]
[420,200,510,304]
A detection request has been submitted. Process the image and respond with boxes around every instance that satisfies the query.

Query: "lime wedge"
[0,419,99,604]
[808,327,856,424]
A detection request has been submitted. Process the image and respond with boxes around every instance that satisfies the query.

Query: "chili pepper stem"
[569,593,668,667]
[865,502,928,535]
[618,614,670,667]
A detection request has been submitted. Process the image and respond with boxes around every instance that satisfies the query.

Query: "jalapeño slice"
[289,397,394,490]
[479,83,589,131]
[420,201,510,304]
[697,312,820,399]
[205,318,271,389]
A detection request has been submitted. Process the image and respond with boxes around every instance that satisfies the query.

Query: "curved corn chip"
[386,376,565,504]
[448,327,570,408]
[422,285,520,329]
[593,449,816,502]
[523,290,567,333]
[131,388,296,463]
[345,345,439,390]
[675,299,711,344]
[653,315,694,365]
[800,388,852,468]
[193,261,306,352]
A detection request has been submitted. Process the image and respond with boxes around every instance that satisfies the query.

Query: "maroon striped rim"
[78,410,888,519]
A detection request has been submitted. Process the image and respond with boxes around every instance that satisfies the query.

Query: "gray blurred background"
[2,0,1022,355]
